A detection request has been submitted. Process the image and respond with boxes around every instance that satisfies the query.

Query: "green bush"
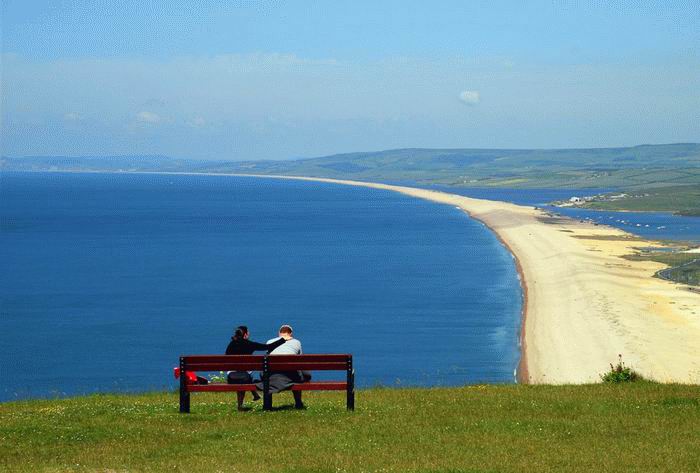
[208,371,227,383]
[601,354,642,383]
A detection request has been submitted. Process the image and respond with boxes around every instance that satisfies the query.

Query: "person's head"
[233,325,249,340]
[278,324,293,340]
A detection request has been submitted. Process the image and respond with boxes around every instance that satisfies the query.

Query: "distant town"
[553,192,632,208]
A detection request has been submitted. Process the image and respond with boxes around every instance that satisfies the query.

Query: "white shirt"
[267,337,302,355]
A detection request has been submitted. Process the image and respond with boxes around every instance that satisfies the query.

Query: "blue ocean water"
[0,172,522,401]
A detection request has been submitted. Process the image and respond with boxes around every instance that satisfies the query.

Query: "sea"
[0,172,523,401]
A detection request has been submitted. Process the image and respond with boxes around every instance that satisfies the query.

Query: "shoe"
[252,392,261,401]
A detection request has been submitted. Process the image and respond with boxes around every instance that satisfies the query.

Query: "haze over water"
[0,172,522,401]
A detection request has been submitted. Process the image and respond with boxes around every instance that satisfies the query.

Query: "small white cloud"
[136,111,161,123]
[64,112,83,121]
[188,116,206,128]
[459,90,480,106]
[142,98,167,108]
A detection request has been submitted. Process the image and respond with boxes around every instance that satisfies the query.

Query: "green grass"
[623,251,699,266]
[623,251,700,286]
[582,185,700,216]
[2,384,700,472]
[660,260,700,285]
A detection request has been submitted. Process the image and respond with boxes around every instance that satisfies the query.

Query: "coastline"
[224,173,700,384]
[485,226,529,382]
[505,236,529,383]
[19,170,700,383]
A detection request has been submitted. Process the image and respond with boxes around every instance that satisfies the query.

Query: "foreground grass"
[1,383,699,472]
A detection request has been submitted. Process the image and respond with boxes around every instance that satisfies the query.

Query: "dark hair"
[233,325,249,340]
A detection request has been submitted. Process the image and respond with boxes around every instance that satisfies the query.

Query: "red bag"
[173,367,204,384]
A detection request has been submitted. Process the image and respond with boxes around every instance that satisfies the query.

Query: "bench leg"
[179,358,190,413]
[346,365,355,411]
[236,392,245,411]
[263,393,273,411]
[179,389,190,413]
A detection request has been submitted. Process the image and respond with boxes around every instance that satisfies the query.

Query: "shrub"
[601,354,642,383]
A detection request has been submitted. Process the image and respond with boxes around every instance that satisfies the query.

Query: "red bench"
[178,354,355,412]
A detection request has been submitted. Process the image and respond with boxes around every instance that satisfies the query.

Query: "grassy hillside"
[4,144,699,214]
[2,384,699,472]
[184,143,700,189]
[4,144,700,190]
[580,185,700,216]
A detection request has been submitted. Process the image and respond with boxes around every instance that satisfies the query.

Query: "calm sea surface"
[0,172,522,401]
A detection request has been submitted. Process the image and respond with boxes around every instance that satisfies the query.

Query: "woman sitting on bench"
[225,325,286,406]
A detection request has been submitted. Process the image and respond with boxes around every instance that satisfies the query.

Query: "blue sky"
[2,1,699,160]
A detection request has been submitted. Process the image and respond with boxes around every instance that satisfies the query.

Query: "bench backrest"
[182,355,265,372]
[181,354,352,373]
[267,354,351,371]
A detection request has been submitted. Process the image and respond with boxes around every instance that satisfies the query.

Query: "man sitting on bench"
[263,324,311,408]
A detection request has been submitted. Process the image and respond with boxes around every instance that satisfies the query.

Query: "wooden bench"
[178,354,355,412]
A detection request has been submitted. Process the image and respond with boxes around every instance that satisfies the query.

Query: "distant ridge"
[3,143,700,189]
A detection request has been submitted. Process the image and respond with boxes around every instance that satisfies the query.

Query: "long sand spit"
[233,174,700,384]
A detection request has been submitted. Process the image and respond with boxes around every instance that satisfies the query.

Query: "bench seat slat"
[187,384,257,392]
[186,382,348,392]
[291,382,347,391]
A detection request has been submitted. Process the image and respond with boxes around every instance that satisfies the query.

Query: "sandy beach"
[231,174,700,384]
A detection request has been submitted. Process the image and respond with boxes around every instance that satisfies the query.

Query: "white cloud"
[136,111,160,123]
[459,90,480,106]
[188,116,206,127]
[64,112,83,121]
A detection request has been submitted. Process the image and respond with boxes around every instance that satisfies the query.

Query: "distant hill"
[3,143,700,189]
[0,155,189,172]
[206,143,700,189]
